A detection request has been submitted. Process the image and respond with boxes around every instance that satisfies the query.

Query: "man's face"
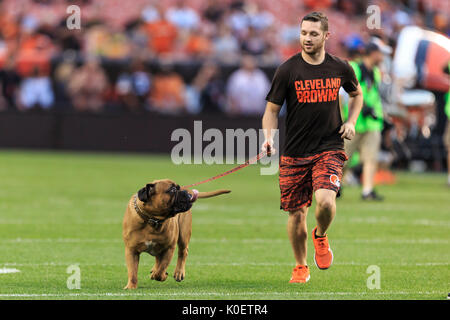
[300,20,329,55]
[371,50,384,66]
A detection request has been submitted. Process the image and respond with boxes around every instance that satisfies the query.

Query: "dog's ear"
[138,183,155,202]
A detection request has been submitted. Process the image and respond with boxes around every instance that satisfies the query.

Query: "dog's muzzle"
[170,190,193,215]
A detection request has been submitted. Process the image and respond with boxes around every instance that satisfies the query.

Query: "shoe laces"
[293,265,308,274]
[316,237,329,255]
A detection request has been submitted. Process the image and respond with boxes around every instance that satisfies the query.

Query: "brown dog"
[122,179,230,289]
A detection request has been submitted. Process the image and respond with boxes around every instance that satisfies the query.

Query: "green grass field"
[0,150,448,300]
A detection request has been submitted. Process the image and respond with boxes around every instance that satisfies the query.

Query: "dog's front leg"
[124,247,140,289]
[150,247,175,282]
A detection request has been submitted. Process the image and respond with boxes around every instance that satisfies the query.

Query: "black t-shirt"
[266,52,359,157]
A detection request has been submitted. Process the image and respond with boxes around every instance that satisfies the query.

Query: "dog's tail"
[197,189,231,199]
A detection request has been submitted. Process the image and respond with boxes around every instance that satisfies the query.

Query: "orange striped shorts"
[279,150,348,211]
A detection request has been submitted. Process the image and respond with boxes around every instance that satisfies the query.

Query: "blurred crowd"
[0,0,448,115]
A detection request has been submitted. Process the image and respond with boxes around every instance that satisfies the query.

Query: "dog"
[122,179,230,289]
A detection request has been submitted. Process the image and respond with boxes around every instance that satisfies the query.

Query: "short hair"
[301,12,329,32]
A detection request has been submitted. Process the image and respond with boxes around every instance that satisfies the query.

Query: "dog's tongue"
[190,189,199,202]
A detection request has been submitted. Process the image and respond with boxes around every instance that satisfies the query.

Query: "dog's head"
[137,179,194,219]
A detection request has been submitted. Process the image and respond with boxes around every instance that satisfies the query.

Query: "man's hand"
[339,122,356,140]
[261,138,276,156]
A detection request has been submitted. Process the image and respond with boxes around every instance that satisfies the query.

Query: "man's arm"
[339,83,363,140]
[262,101,282,155]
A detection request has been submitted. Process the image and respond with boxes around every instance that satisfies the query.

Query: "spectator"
[67,57,108,112]
[246,2,274,31]
[184,26,213,59]
[186,60,225,114]
[145,8,178,57]
[212,22,240,63]
[53,54,76,110]
[124,20,151,59]
[202,0,225,23]
[18,66,54,111]
[141,1,161,24]
[84,24,131,60]
[241,26,268,56]
[116,59,151,113]
[226,55,270,115]
[0,55,21,111]
[226,5,250,38]
[166,0,200,31]
[149,64,186,114]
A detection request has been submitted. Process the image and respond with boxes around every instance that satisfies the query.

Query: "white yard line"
[0,268,20,274]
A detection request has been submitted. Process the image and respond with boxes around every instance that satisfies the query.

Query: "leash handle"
[183,150,267,188]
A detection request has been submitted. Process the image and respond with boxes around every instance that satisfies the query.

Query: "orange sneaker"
[289,265,310,283]
[312,227,333,269]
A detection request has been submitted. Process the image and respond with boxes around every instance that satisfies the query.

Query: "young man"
[261,12,363,283]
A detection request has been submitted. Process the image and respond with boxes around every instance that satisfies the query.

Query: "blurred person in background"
[141,1,161,24]
[226,54,270,115]
[240,26,268,56]
[226,2,250,39]
[67,57,108,112]
[185,60,225,114]
[246,2,274,31]
[53,54,77,111]
[202,0,225,24]
[149,64,186,114]
[212,22,240,64]
[145,7,178,58]
[342,40,392,201]
[18,66,54,111]
[166,0,200,32]
[15,14,55,111]
[115,58,151,113]
[183,25,213,60]
[84,23,131,60]
[0,55,21,111]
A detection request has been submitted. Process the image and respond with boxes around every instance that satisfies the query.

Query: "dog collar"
[133,195,166,229]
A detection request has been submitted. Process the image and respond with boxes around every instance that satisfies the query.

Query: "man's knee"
[316,196,335,212]
[288,207,309,226]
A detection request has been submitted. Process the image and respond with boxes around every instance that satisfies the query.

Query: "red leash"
[183,150,267,188]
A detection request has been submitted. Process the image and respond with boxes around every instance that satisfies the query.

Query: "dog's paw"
[173,269,185,282]
[151,271,168,281]
[123,283,137,290]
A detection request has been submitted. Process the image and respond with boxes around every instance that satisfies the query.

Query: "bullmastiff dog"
[122,179,230,289]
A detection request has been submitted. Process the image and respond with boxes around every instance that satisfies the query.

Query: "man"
[342,40,391,200]
[261,12,363,283]
[226,55,270,115]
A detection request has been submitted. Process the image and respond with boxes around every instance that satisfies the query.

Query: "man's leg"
[360,131,383,200]
[287,206,309,266]
[311,188,337,270]
[314,189,337,236]
[310,151,347,269]
[279,155,314,283]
